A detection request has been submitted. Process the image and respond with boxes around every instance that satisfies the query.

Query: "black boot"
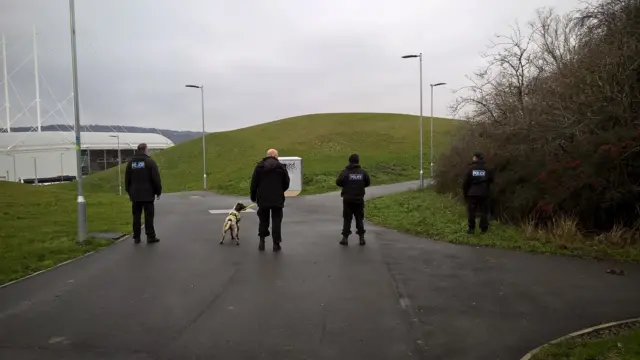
[147,237,160,244]
[359,235,366,246]
[133,237,141,244]
[273,240,281,252]
[339,236,348,246]
[258,237,265,251]
[467,228,475,234]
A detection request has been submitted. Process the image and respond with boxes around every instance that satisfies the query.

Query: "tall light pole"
[401,53,424,188]
[109,134,122,195]
[60,153,64,182]
[2,33,10,133]
[33,157,38,185]
[12,154,16,181]
[185,84,207,190]
[69,0,87,243]
[430,82,446,178]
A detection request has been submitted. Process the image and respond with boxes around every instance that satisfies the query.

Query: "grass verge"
[69,113,461,196]
[0,181,131,286]
[530,321,640,360]
[366,187,640,262]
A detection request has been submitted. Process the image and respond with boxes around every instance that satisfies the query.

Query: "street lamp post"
[429,82,446,178]
[185,84,207,190]
[12,154,16,181]
[68,0,87,243]
[109,134,122,195]
[401,53,424,188]
[60,153,64,182]
[33,157,38,185]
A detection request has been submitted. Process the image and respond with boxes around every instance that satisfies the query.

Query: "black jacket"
[336,163,371,202]
[250,156,290,208]
[125,153,162,202]
[462,159,494,198]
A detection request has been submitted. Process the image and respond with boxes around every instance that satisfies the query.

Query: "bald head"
[266,148,279,158]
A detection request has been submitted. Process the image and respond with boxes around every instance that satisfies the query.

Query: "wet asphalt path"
[1,181,639,360]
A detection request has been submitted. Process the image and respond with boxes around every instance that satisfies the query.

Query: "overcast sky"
[1,0,584,133]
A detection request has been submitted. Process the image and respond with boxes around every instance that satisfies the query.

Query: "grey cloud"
[1,0,585,132]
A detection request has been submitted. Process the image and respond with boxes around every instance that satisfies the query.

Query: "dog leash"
[242,203,257,211]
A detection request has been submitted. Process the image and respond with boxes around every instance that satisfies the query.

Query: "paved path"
[1,181,639,360]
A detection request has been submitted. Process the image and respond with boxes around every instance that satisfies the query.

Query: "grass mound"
[2,113,460,285]
[75,113,461,196]
[0,181,130,285]
[366,188,640,262]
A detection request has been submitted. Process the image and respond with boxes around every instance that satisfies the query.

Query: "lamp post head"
[431,82,447,87]
[185,84,202,89]
[401,54,420,59]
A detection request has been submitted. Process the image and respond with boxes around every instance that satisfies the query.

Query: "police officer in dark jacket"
[336,154,371,246]
[250,148,290,252]
[462,151,494,234]
[124,143,162,244]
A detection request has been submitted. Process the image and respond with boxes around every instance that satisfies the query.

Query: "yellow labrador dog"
[220,202,246,246]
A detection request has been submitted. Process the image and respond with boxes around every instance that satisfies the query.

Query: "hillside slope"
[78,113,462,195]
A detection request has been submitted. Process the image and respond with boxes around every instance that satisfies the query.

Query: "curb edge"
[519,317,640,360]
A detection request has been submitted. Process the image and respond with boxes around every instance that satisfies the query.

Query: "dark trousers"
[257,206,283,242]
[467,196,489,230]
[132,201,156,239]
[342,199,365,236]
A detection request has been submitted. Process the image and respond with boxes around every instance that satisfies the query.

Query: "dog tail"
[223,218,232,232]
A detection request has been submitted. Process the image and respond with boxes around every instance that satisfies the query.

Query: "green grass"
[0,181,131,285]
[366,187,640,262]
[66,113,461,196]
[531,322,640,360]
[2,112,459,285]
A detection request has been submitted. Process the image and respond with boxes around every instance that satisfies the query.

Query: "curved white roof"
[0,131,175,153]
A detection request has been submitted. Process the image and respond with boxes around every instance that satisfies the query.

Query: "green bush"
[435,0,640,237]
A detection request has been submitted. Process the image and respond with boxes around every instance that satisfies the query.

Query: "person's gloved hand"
[250,196,256,203]
[156,195,161,200]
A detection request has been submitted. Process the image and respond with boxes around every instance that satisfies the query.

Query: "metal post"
[60,153,64,182]
[33,25,42,132]
[428,82,446,179]
[430,84,434,178]
[2,33,10,133]
[117,135,122,195]
[33,157,38,184]
[418,53,424,188]
[200,86,207,190]
[69,0,87,243]
[12,154,16,181]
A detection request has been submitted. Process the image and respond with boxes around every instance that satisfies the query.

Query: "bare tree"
[438,0,640,233]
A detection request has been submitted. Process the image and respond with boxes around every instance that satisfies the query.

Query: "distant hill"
[74,112,463,195]
[3,125,202,145]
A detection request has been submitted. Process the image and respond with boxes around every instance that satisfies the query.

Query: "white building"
[0,131,174,183]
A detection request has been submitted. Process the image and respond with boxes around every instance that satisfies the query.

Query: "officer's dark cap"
[349,153,360,164]
[473,151,484,159]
